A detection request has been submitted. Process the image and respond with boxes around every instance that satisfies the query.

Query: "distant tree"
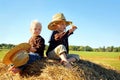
[7,44,15,49]
[111,46,114,52]
[0,43,15,49]
[0,44,2,49]
[103,46,106,52]
[106,46,114,52]
[79,46,85,51]
[73,46,80,51]
[85,46,93,51]
[98,47,102,52]
[117,47,120,52]
[113,47,118,52]
[93,48,99,52]
[98,46,106,52]
[69,46,73,51]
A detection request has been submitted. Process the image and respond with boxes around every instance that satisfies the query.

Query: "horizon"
[0,0,120,48]
[0,43,120,48]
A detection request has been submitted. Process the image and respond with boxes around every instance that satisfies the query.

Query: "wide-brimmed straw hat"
[2,43,31,67]
[48,13,72,30]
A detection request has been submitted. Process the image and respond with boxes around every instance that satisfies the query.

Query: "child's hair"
[30,20,42,30]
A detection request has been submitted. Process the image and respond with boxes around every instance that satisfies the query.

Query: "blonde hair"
[30,20,42,31]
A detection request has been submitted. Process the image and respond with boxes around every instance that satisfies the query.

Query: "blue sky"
[0,0,120,48]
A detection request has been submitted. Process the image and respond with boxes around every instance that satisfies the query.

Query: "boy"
[29,20,45,58]
[46,13,80,68]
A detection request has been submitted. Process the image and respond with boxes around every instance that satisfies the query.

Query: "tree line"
[0,43,15,49]
[69,46,120,52]
[0,44,120,52]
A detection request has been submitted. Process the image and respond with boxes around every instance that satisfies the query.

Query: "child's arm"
[54,26,77,41]
[68,25,77,35]
[29,37,37,52]
[30,47,37,52]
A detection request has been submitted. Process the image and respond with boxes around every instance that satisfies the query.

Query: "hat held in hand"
[2,43,31,67]
[48,13,72,30]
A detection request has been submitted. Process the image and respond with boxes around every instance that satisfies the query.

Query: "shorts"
[48,44,67,59]
[47,44,80,61]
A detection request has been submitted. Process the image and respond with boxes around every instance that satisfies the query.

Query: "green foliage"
[1,43,120,52]
[0,43,15,49]
[69,45,120,52]
[84,46,93,51]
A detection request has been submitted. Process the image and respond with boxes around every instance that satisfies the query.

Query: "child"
[46,13,80,68]
[2,43,42,74]
[29,20,45,58]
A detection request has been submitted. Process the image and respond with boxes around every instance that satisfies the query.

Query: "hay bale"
[21,58,81,80]
[0,58,120,80]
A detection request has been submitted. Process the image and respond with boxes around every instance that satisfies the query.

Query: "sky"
[0,0,120,48]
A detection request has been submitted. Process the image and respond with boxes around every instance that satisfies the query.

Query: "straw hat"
[48,13,72,30]
[2,43,31,67]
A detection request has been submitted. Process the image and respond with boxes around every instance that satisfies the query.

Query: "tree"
[79,46,85,51]
[113,47,118,52]
[85,46,93,51]
[117,47,120,52]
[106,46,114,52]
[0,43,15,49]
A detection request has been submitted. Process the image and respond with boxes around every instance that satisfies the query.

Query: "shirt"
[46,30,73,56]
[29,35,45,57]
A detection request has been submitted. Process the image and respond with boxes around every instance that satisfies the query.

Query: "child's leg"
[59,52,68,62]
[48,45,73,68]
[59,53,72,69]
[67,54,80,62]
[67,57,76,62]
[27,52,42,64]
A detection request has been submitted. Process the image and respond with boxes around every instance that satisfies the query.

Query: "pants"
[18,53,41,70]
[47,44,80,61]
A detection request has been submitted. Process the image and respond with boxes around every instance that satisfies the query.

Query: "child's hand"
[72,26,77,30]
[69,25,77,34]
[30,47,36,52]
[8,66,21,74]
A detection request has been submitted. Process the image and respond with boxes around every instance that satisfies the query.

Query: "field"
[0,49,9,60]
[70,51,120,71]
[0,49,120,71]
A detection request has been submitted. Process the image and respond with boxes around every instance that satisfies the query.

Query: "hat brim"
[2,43,31,65]
[48,20,72,30]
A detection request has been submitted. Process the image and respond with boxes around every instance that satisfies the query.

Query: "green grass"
[0,49,120,71]
[0,49,9,60]
[70,51,120,71]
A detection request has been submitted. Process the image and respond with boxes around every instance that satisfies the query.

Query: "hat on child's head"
[2,43,31,67]
[48,13,72,30]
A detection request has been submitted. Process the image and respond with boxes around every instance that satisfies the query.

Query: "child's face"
[31,24,41,36]
[56,21,66,32]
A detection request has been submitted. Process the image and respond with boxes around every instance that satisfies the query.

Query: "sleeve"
[28,37,33,47]
[54,30,73,41]
[35,37,45,54]
[36,38,45,51]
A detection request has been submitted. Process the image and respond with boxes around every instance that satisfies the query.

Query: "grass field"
[70,51,120,71]
[0,49,120,71]
[0,49,9,59]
